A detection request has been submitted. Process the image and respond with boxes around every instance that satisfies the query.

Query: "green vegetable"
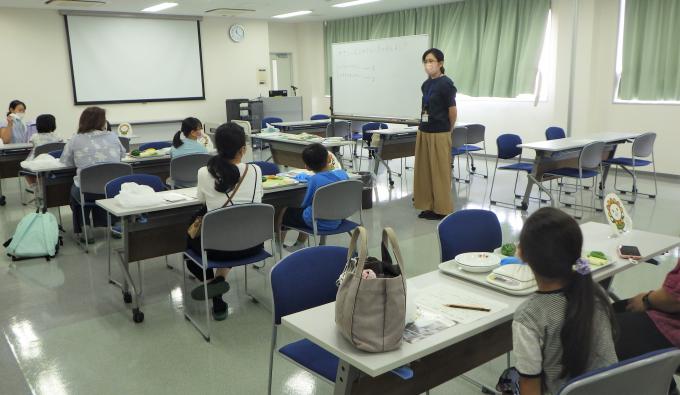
[588,251,607,260]
[501,243,517,256]
[131,150,140,157]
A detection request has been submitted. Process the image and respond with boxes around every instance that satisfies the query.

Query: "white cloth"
[196,163,263,211]
[114,182,165,208]
[20,153,64,171]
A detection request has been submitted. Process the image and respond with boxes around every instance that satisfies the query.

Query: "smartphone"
[618,245,642,259]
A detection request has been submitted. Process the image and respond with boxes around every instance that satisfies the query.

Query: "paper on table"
[415,284,508,325]
[163,193,191,202]
[403,308,456,344]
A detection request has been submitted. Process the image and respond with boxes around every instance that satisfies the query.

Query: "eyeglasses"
[423,60,439,64]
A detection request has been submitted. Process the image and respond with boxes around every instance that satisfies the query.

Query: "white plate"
[454,252,502,273]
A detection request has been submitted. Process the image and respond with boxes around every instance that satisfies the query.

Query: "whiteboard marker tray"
[438,260,537,297]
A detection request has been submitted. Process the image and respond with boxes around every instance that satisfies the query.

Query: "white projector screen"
[331,35,430,121]
[65,14,205,104]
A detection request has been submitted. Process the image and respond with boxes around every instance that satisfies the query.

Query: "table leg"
[115,217,144,323]
[521,151,555,210]
[334,360,361,395]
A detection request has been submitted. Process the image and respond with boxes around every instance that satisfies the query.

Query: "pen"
[444,304,491,312]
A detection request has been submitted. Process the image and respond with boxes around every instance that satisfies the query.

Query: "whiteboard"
[332,35,430,120]
[65,15,204,104]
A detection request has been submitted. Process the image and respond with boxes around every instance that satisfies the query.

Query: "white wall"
[0,8,271,139]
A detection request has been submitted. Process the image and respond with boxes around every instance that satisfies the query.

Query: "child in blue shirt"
[170,117,208,158]
[280,143,349,249]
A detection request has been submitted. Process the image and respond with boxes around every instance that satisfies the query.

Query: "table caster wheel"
[490,201,497,205]
[132,308,144,323]
[471,166,477,172]
[123,291,132,304]
[650,195,656,199]
[519,202,528,211]
[584,186,590,190]
[389,180,394,186]
[464,180,470,184]
[565,204,572,207]
[0,196,5,206]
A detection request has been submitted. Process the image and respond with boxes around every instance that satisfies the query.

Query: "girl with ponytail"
[170,117,208,158]
[186,122,263,321]
[510,207,617,395]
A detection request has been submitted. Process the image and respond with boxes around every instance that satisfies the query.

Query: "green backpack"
[3,211,62,261]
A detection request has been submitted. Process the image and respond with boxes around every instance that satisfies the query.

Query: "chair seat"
[287,220,359,236]
[183,248,271,269]
[459,144,482,152]
[452,148,467,156]
[279,339,338,382]
[498,162,533,172]
[545,167,599,179]
[351,133,362,140]
[604,157,652,167]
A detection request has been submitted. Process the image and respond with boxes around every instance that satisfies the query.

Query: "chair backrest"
[201,203,274,252]
[579,141,605,170]
[465,124,486,145]
[79,162,132,195]
[632,132,656,158]
[250,161,280,176]
[169,153,212,187]
[262,117,283,129]
[312,180,363,221]
[118,137,130,152]
[546,126,566,140]
[362,122,388,133]
[34,142,65,157]
[139,141,172,151]
[451,126,468,149]
[270,246,349,324]
[326,120,351,139]
[231,120,252,136]
[310,114,330,120]
[437,209,502,262]
[105,174,166,199]
[496,134,523,160]
[48,150,63,159]
[558,348,680,395]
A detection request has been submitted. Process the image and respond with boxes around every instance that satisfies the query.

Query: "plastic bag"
[114,182,165,208]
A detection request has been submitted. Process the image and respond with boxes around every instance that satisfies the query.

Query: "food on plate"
[130,149,141,157]
[501,243,517,257]
[586,251,609,267]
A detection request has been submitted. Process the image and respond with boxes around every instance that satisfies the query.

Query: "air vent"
[45,0,107,7]
[205,8,256,17]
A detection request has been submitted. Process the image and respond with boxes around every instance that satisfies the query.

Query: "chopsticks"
[444,304,491,312]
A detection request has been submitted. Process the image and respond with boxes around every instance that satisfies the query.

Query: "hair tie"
[573,258,591,276]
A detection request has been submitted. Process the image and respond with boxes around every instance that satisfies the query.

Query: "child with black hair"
[27,114,62,160]
[508,207,617,395]
[279,143,349,249]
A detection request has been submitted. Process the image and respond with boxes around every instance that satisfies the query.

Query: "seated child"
[279,143,349,248]
[500,207,617,395]
[25,114,62,186]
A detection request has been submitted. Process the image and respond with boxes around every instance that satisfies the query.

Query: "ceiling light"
[142,2,178,12]
[272,10,312,19]
[333,0,381,8]
[44,0,106,6]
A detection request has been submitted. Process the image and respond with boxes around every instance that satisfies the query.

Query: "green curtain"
[323,0,550,98]
[619,0,680,101]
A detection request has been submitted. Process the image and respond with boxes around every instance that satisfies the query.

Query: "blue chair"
[48,150,62,159]
[104,174,167,282]
[262,117,283,129]
[250,161,280,176]
[139,141,172,151]
[543,141,605,219]
[603,132,657,204]
[456,124,489,179]
[557,348,680,395]
[546,126,566,140]
[358,122,388,169]
[437,209,502,263]
[183,203,275,341]
[489,134,533,207]
[281,180,363,248]
[451,126,470,183]
[310,114,330,120]
[267,246,349,395]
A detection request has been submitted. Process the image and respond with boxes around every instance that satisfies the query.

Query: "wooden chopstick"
[444,304,491,312]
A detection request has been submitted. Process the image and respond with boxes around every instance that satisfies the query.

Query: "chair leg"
[652,157,658,198]
[80,200,89,253]
[488,160,499,205]
[166,256,173,269]
[268,326,278,395]
[577,178,584,220]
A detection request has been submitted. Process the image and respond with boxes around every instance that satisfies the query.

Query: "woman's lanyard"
[422,83,434,123]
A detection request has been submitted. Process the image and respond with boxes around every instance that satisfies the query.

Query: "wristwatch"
[642,291,654,310]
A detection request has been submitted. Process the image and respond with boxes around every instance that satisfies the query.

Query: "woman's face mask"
[12,111,25,121]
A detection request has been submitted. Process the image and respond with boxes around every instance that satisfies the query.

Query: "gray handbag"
[335,226,407,353]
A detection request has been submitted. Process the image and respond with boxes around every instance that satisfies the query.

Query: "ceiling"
[0,0,461,21]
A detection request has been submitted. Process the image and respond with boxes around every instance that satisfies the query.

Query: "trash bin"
[357,171,374,210]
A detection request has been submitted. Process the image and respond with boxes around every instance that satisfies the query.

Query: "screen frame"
[63,14,206,105]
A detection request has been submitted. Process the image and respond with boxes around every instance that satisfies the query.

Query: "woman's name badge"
[421,112,429,123]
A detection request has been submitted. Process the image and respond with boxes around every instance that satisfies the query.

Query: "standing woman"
[414,48,458,220]
[0,100,29,144]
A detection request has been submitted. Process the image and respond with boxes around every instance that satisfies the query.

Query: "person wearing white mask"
[413,48,458,221]
[0,100,29,144]
[170,117,208,158]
